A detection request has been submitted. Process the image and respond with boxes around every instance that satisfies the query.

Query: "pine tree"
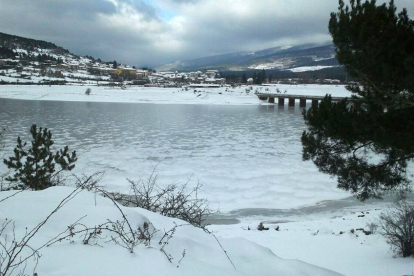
[253,72,257,85]
[242,73,247,84]
[301,0,414,200]
[4,125,77,190]
[261,69,266,84]
[256,71,261,85]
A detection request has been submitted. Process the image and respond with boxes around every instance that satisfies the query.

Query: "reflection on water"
[0,99,303,152]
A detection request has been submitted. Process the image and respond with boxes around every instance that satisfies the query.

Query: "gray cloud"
[0,0,412,67]
[118,0,160,20]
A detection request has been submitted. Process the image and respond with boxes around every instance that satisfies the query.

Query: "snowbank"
[211,202,414,276]
[0,187,342,276]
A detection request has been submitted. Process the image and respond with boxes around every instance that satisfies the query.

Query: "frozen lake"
[0,96,349,213]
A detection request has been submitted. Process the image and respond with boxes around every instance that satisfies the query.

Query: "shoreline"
[0,84,351,106]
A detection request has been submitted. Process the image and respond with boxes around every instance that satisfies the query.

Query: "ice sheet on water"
[0,85,352,213]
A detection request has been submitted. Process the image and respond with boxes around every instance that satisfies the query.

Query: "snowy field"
[0,84,351,105]
[288,65,340,72]
[0,84,413,276]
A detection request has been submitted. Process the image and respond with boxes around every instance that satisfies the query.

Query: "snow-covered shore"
[0,187,342,276]
[1,187,412,276]
[0,84,351,105]
[1,84,412,276]
[211,200,414,276]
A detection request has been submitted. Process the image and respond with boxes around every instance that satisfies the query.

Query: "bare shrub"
[47,217,159,255]
[92,172,235,268]
[379,202,414,257]
[111,168,214,227]
[366,222,378,234]
[0,172,10,191]
[0,173,100,276]
[0,171,172,274]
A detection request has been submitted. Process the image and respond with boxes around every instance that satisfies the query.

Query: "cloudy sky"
[0,0,412,67]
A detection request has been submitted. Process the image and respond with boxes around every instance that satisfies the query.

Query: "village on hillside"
[0,32,346,88]
[0,53,345,88]
[0,51,231,87]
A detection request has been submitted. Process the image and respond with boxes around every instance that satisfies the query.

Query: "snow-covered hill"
[0,32,142,85]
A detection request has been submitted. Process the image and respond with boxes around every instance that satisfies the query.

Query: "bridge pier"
[256,93,350,107]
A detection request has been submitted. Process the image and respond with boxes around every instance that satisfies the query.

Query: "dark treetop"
[302,0,414,200]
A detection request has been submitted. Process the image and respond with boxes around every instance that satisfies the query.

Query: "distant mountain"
[156,44,338,72]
